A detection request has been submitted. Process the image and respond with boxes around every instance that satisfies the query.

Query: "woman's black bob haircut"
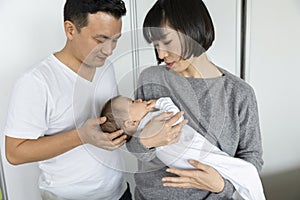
[143,0,215,63]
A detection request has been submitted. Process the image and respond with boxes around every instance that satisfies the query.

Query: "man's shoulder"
[16,55,62,86]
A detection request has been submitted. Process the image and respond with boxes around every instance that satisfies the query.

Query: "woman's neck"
[183,53,223,78]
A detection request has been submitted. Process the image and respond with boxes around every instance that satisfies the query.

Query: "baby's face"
[117,97,150,121]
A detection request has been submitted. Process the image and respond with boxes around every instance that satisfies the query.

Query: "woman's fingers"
[166,168,201,178]
[188,160,210,171]
[154,112,175,121]
[165,112,184,125]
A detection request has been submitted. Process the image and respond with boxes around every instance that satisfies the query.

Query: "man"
[4,0,131,199]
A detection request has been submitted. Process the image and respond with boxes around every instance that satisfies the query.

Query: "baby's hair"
[100,96,126,133]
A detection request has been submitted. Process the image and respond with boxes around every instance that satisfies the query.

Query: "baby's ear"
[124,120,139,128]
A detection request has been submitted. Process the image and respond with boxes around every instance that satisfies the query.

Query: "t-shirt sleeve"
[4,73,48,139]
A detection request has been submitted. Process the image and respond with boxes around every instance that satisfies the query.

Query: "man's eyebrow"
[94,34,122,40]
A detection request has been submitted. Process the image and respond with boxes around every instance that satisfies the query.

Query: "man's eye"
[96,40,105,44]
[94,38,105,44]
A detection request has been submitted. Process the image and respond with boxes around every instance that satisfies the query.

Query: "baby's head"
[100,96,151,135]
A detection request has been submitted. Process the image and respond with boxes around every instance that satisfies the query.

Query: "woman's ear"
[64,20,76,40]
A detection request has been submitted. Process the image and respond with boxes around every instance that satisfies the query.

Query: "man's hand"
[78,117,127,150]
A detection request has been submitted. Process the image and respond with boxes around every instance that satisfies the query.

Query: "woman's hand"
[162,160,225,193]
[139,111,187,148]
[146,99,157,111]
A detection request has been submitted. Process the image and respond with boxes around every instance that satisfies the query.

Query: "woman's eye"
[163,40,172,45]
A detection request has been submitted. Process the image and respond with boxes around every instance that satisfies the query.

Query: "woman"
[126,0,263,199]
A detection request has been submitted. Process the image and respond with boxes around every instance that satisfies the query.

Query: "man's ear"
[64,20,77,40]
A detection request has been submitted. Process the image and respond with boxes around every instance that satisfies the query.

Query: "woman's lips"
[165,62,174,68]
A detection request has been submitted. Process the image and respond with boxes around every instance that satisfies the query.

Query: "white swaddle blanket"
[137,97,265,200]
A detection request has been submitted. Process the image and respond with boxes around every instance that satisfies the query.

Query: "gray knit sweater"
[126,65,263,200]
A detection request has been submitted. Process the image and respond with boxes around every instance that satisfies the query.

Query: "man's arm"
[5,130,81,165]
[6,117,126,165]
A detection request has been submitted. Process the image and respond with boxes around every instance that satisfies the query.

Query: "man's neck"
[54,49,96,82]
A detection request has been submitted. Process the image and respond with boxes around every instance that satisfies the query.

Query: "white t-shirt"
[4,54,126,200]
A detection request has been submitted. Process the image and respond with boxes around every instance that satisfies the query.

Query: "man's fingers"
[97,117,107,124]
[107,130,124,140]
[112,134,127,145]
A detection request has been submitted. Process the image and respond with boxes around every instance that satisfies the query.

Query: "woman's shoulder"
[140,65,167,74]
[220,67,255,95]
[139,65,168,81]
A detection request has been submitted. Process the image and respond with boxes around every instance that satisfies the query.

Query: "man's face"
[71,12,122,68]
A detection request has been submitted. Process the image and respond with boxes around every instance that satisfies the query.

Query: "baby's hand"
[146,99,157,111]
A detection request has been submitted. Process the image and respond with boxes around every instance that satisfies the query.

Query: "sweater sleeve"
[126,131,157,161]
[236,87,264,171]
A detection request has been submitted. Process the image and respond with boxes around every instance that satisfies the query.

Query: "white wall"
[247,0,300,175]
[3,0,298,199]
[0,1,66,199]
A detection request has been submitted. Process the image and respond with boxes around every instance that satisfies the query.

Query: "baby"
[100,96,265,200]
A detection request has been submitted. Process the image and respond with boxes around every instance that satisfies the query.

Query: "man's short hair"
[64,0,126,31]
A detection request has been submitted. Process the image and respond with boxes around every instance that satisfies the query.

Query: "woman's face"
[153,25,195,75]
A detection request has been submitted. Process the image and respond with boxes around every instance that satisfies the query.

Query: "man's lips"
[96,56,106,60]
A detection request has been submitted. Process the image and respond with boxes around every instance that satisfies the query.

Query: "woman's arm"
[161,88,263,197]
[126,112,186,161]
[236,88,263,171]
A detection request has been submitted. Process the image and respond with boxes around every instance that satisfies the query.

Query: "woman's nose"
[157,48,168,60]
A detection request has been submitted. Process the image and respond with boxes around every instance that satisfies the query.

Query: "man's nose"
[101,41,115,56]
